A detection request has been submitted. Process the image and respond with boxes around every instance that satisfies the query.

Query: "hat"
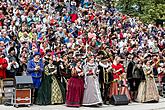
[33,52,41,57]
[98,50,106,56]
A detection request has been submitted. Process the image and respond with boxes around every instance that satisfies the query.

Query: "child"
[120,73,131,102]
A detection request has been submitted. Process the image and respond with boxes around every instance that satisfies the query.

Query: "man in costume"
[27,52,44,103]
[98,50,113,104]
[126,55,142,101]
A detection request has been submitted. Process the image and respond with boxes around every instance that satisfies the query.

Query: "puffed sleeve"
[27,60,35,72]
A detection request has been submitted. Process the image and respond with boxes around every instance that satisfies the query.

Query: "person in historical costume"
[126,55,143,101]
[120,73,131,101]
[136,60,159,103]
[82,55,103,106]
[36,56,65,105]
[27,52,44,103]
[0,51,8,79]
[98,50,113,104]
[66,60,84,107]
[43,49,52,66]
[109,56,125,98]
[51,57,66,104]
[56,52,71,92]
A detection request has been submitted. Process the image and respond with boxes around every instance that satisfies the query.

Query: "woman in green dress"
[36,57,65,105]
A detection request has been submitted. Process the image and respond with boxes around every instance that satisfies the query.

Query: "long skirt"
[109,82,118,98]
[36,75,52,105]
[51,75,65,104]
[82,76,103,106]
[136,77,159,103]
[66,77,84,107]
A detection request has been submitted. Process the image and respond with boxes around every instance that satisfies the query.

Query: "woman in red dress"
[109,56,125,97]
[66,60,84,107]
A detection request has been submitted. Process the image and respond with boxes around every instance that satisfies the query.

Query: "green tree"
[116,0,165,23]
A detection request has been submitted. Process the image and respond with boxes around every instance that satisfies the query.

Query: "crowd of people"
[0,0,165,107]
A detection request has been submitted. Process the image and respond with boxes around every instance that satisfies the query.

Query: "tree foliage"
[115,0,165,23]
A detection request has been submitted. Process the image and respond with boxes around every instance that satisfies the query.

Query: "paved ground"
[1,97,165,110]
